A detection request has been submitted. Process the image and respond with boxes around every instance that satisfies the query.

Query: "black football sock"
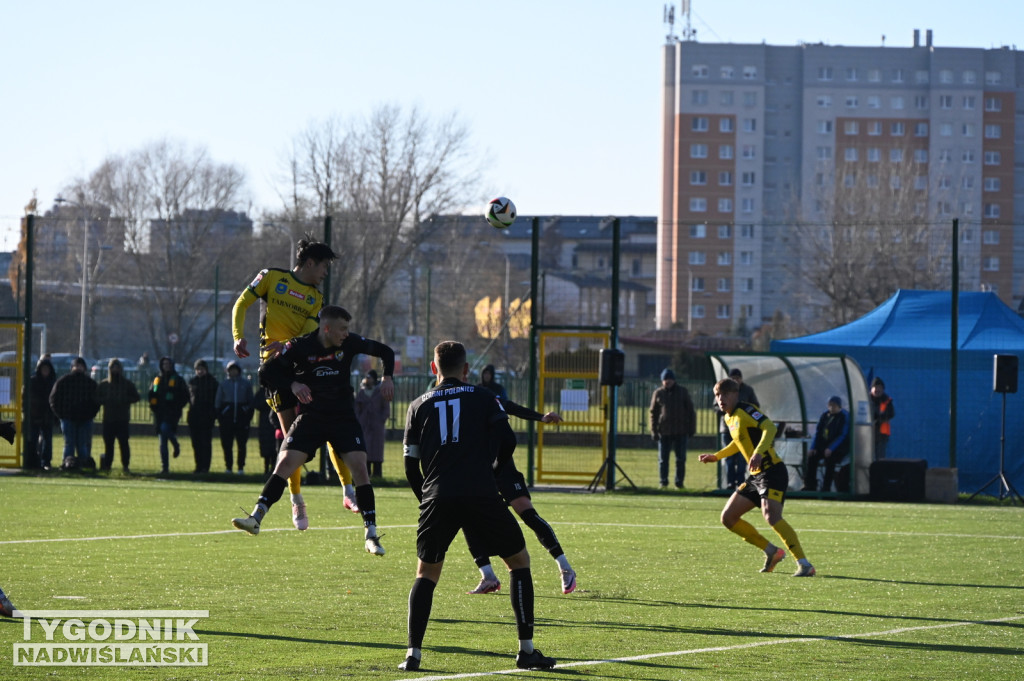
[519,508,563,559]
[407,577,436,649]
[509,567,535,641]
[254,474,288,520]
[355,484,376,530]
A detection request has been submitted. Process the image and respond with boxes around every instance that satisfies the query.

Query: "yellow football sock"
[288,468,302,496]
[727,518,769,551]
[327,444,353,486]
[771,518,807,561]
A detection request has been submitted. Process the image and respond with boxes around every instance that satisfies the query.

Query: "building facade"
[659,30,1023,333]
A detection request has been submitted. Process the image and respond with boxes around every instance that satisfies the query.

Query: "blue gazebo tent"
[771,290,1024,494]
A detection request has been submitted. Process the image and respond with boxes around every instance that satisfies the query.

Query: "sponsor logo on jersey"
[287,289,306,300]
[249,270,266,287]
[306,295,316,305]
[275,282,288,294]
[314,367,340,377]
[750,410,763,420]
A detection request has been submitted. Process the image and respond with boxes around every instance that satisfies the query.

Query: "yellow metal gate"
[0,323,24,468]
[535,331,609,485]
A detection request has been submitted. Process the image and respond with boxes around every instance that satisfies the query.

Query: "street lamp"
[54,196,89,359]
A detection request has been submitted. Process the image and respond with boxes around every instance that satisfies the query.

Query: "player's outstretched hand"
[698,453,717,464]
[379,376,394,402]
[234,338,250,359]
[541,412,562,424]
[263,340,285,359]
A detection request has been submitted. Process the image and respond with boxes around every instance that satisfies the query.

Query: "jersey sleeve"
[747,406,778,456]
[231,269,269,341]
[402,401,421,459]
[500,398,543,421]
[348,335,396,376]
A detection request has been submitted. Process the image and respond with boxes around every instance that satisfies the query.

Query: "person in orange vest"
[869,377,895,460]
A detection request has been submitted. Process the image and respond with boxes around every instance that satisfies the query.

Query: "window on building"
[844,120,859,135]
[867,68,881,82]
[962,176,975,189]
[963,95,976,110]
[983,256,1000,271]
[984,124,1001,139]
[742,118,756,132]
[843,173,856,188]
[817,120,833,134]
[719,144,734,159]
[985,71,1002,85]
[689,197,707,212]
[689,223,706,238]
[740,224,755,238]
[720,117,735,132]
[867,95,881,108]
[690,170,707,185]
[689,251,706,265]
[743,65,757,79]
[914,122,928,137]
[915,70,929,84]
[818,66,833,80]
[866,173,879,187]
[692,64,709,78]
[721,65,735,79]
[891,121,905,136]
[716,277,730,292]
[719,170,733,186]
[691,276,704,291]
[983,151,1000,165]
[890,175,902,190]
[690,143,708,158]
[891,96,905,110]
[984,97,1002,112]
[816,146,832,160]
[938,149,952,162]
[939,69,954,84]
[846,67,858,81]
[845,95,859,108]
[739,251,753,265]
[937,201,952,215]
[914,95,929,110]
[741,277,754,292]
[741,171,756,186]
[938,175,952,189]
[984,204,1001,218]
[962,123,975,137]
[939,95,953,109]
[868,121,882,135]
[914,175,928,190]
[692,90,709,105]
[691,116,709,131]
[867,148,881,162]
[961,201,974,215]
[983,230,1000,245]
[892,68,905,83]
[742,144,756,159]
[816,95,832,107]
[914,149,928,163]
[939,123,953,137]
[692,304,705,319]
[717,304,731,319]
[741,198,754,213]
[717,224,732,238]
[845,147,859,162]
[984,177,1001,192]
[961,228,975,243]
[742,91,757,107]
[963,69,976,84]
[718,198,733,213]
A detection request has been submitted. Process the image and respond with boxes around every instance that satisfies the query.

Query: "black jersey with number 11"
[404,378,508,501]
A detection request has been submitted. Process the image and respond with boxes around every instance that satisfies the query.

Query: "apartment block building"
[658,30,1023,333]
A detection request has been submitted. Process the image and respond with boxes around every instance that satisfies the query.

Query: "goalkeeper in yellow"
[232,237,360,530]
[699,377,815,577]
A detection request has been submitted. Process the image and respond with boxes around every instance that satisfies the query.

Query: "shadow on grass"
[822,573,1024,591]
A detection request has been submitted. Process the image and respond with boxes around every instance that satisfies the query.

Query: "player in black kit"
[399,340,556,672]
[231,305,395,556]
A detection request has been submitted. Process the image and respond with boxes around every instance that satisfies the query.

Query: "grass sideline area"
[1,475,1023,679]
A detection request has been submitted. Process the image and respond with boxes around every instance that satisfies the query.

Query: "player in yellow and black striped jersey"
[699,377,816,577]
[231,238,359,530]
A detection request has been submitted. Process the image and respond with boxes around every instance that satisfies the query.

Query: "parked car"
[45,353,93,376]
[90,357,139,382]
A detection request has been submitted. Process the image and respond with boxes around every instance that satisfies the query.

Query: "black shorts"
[416,496,526,564]
[283,413,366,462]
[496,464,530,503]
[735,462,789,506]
[265,386,298,414]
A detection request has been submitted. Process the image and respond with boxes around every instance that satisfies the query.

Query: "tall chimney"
[914,29,920,47]
[926,29,933,47]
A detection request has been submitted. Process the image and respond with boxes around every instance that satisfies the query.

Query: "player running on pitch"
[699,377,815,577]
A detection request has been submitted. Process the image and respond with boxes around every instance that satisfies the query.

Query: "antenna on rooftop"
[663,4,676,43]
[680,0,696,41]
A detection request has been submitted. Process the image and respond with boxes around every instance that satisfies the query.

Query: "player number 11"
[434,399,461,444]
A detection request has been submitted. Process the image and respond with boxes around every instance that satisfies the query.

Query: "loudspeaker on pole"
[993,354,1018,394]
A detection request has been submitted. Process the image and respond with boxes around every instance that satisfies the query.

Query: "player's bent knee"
[501,547,530,571]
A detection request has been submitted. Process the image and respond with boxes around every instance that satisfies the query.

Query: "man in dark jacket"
[148,356,190,475]
[215,360,254,474]
[49,357,100,469]
[477,364,507,400]
[97,358,140,473]
[26,357,57,470]
[649,368,697,488]
[714,368,761,489]
[802,396,850,492]
[187,359,219,474]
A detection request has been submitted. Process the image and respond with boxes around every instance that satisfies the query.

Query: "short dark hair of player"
[319,305,352,324]
[714,377,739,394]
[296,235,337,266]
[433,341,466,376]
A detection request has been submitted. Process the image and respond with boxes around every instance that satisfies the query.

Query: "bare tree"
[786,153,953,328]
[70,139,251,359]
[279,105,483,338]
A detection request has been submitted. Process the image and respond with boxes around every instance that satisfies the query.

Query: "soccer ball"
[485,197,516,229]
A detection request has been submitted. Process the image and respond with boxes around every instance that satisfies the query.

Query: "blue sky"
[2,0,1020,249]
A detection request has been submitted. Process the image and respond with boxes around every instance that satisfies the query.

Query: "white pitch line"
[0,525,419,545]
[397,614,1024,681]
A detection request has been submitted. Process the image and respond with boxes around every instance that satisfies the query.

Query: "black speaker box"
[994,354,1019,394]
[869,459,928,501]
[598,348,625,386]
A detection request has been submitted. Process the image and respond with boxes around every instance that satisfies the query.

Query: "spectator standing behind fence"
[714,368,760,490]
[869,377,894,460]
[802,396,850,492]
[216,360,254,474]
[26,357,56,471]
[148,357,190,475]
[649,368,696,489]
[96,358,140,473]
[253,386,277,474]
[477,364,507,400]
[355,370,389,478]
[49,357,100,470]
[187,360,219,474]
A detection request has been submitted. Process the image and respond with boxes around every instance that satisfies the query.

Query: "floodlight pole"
[950,218,959,468]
